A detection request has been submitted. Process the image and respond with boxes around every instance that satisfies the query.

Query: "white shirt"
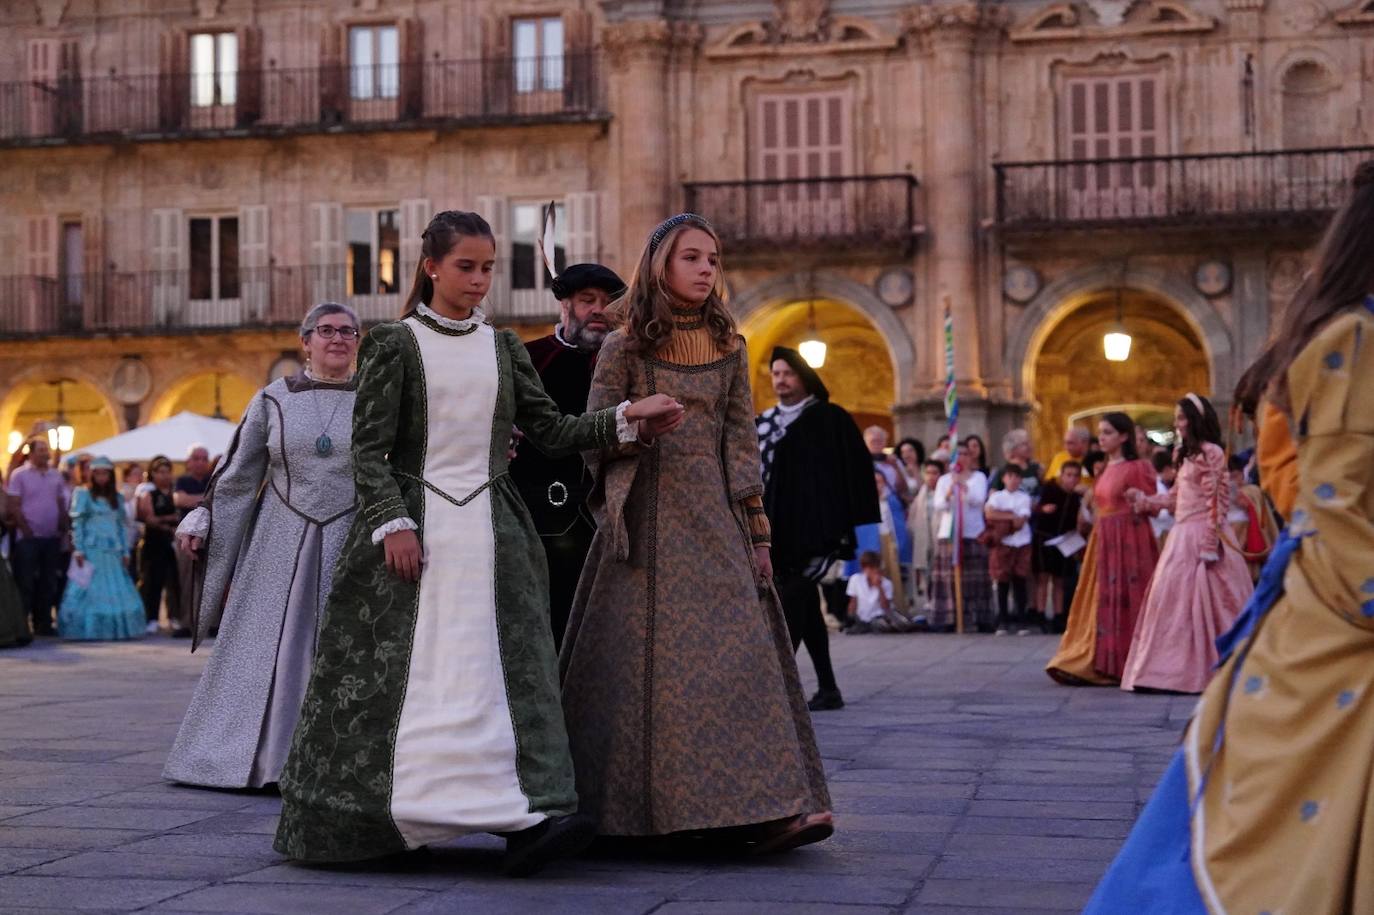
[933,471,988,540]
[847,573,894,623]
[985,489,1033,547]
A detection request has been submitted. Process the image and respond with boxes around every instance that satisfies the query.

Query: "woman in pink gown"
[1120,394,1253,693]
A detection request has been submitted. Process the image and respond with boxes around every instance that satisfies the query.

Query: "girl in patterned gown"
[273,211,682,875]
[559,214,833,852]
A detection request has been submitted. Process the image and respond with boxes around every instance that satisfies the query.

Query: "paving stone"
[930,853,1116,883]
[915,878,1093,910]
[21,851,268,881]
[963,799,1136,821]
[0,826,159,850]
[143,882,426,914]
[7,805,218,831]
[952,815,1131,840]
[394,887,664,915]
[172,813,280,835]
[0,875,202,910]
[655,904,895,915]
[0,847,74,874]
[118,833,282,860]
[675,872,916,905]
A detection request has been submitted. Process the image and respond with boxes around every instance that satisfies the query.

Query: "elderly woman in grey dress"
[163,303,361,789]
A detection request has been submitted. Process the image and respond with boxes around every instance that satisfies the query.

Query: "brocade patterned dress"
[560,318,830,836]
[163,373,357,789]
[274,306,627,863]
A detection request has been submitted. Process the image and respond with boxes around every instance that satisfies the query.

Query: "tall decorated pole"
[943,297,965,634]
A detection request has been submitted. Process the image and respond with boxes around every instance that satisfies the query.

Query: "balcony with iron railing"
[683,175,921,259]
[0,263,560,338]
[0,54,605,146]
[995,146,1374,233]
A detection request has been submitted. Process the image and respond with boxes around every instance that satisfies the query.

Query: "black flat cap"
[549,263,626,301]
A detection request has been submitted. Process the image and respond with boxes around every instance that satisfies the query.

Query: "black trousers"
[775,570,839,694]
[541,516,595,652]
[139,542,180,625]
[12,536,61,635]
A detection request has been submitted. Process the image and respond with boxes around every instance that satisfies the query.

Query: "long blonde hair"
[612,214,737,355]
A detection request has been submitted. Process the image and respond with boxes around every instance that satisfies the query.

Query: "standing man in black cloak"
[509,261,626,649]
[757,347,880,711]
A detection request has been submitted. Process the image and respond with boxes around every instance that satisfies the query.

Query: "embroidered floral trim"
[177,506,210,540]
[416,303,487,333]
[371,516,418,544]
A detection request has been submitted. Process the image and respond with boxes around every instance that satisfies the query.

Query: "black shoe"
[807,689,844,712]
[501,813,595,878]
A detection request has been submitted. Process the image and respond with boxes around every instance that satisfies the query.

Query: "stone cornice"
[902,2,1010,37]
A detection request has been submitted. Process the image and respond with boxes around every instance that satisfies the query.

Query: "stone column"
[901,4,1005,442]
[602,21,700,265]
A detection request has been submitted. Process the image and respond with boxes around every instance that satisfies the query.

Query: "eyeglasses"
[310,325,360,340]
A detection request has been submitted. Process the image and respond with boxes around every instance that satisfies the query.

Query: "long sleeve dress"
[163,373,357,789]
[274,306,629,863]
[559,318,830,836]
[1046,458,1159,685]
[58,489,144,640]
[1086,300,1374,914]
[1120,443,1254,693]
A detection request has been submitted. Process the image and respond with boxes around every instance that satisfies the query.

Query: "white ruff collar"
[418,303,487,331]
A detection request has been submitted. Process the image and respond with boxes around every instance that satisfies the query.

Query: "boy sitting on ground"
[845,550,915,634]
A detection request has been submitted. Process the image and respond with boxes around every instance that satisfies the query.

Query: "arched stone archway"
[150,371,259,424]
[0,369,122,455]
[730,271,918,408]
[1006,263,1235,403]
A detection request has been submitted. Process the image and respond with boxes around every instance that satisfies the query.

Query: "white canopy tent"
[77,412,239,464]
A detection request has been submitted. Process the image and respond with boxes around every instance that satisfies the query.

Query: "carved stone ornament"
[111,358,153,406]
[34,0,67,27]
[876,268,914,308]
[1194,260,1232,297]
[1335,1,1374,25]
[771,0,831,42]
[904,2,1010,34]
[1087,0,1138,26]
[602,21,702,71]
[193,0,223,20]
[1283,0,1326,32]
[1003,265,1042,304]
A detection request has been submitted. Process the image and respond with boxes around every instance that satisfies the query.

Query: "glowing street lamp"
[1103,322,1133,362]
[799,299,826,368]
[46,380,76,453]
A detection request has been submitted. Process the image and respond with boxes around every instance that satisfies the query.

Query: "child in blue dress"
[59,456,144,640]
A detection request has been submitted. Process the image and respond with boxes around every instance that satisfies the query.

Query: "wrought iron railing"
[995,147,1374,231]
[683,175,920,254]
[0,263,559,337]
[0,54,604,144]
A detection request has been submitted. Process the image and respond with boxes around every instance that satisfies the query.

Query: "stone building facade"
[1,0,1371,459]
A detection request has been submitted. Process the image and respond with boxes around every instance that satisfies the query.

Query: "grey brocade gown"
[163,372,357,789]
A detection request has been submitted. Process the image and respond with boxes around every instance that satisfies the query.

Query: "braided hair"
[403,210,495,314]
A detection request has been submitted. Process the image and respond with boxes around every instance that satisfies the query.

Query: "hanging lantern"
[1103,322,1133,362]
[799,297,826,368]
[6,430,22,454]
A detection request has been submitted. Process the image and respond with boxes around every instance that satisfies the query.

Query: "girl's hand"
[384,529,423,583]
[624,394,685,425]
[753,545,773,584]
[177,534,204,557]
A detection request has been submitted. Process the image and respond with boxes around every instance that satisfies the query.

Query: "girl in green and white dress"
[274,211,683,876]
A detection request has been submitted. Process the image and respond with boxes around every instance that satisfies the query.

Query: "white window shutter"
[26,39,57,136]
[476,195,508,314]
[399,198,431,288]
[308,202,344,304]
[565,192,598,264]
[150,208,184,324]
[24,215,57,332]
[239,204,270,319]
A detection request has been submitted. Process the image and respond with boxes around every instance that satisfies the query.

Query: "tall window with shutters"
[189,32,237,129]
[1062,74,1166,219]
[188,215,240,324]
[349,25,399,101]
[512,18,564,95]
[751,92,852,239]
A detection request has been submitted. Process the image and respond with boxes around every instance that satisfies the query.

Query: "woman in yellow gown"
[1087,161,1374,913]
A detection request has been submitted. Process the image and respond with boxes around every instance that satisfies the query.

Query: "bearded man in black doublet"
[510,263,626,648]
[757,347,880,712]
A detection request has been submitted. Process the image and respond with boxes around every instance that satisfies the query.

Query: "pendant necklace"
[309,381,346,457]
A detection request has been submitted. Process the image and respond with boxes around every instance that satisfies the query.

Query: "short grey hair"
[1065,426,1092,444]
[1002,428,1031,459]
[300,302,360,337]
[186,442,209,460]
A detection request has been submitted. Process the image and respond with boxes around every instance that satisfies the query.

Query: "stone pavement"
[0,632,1194,914]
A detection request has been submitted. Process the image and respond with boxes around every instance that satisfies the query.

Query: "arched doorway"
[738,297,897,434]
[1027,290,1210,459]
[150,372,257,424]
[1,377,120,457]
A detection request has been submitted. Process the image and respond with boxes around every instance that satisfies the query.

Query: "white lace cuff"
[176,507,210,540]
[372,517,418,544]
[615,400,639,444]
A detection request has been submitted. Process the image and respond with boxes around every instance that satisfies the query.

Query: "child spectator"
[984,464,1034,634]
[1032,461,1084,632]
[845,550,912,633]
[906,459,944,623]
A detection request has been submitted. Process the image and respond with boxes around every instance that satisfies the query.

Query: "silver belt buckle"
[547,481,569,508]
